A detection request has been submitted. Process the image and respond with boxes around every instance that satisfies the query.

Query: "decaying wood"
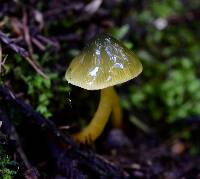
[0,85,129,179]
[0,109,40,178]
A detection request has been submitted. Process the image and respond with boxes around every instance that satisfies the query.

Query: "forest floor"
[1,1,200,178]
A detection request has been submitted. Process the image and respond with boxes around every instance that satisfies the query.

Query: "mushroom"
[65,34,142,143]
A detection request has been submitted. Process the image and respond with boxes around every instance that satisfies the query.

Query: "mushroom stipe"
[65,34,142,143]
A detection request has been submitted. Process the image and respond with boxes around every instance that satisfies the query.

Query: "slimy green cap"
[65,34,142,90]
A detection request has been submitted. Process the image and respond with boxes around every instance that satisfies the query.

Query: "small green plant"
[0,147,18,179]
[124,1,200,124]
[5,54,56,118]
[129,57,200,123]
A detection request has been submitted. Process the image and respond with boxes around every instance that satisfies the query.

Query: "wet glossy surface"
[65,34,142,90]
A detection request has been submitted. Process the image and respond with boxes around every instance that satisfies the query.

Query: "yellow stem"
[73,87,113,143]
[110,87,122,128]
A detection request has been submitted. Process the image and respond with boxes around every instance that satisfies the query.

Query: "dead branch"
[0,85,129,179]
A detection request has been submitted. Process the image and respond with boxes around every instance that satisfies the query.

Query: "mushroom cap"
[65,34,142,90]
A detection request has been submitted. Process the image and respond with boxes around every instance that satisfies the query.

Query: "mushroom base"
[73,87,122,143]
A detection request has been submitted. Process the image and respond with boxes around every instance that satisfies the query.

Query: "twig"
[0,42,7,74]
[22,8,34,59]
[32,37,46,51]
[84,0,103,16]
[36,35,60,49]
[129,115,152,134]
[0,31,48,79]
